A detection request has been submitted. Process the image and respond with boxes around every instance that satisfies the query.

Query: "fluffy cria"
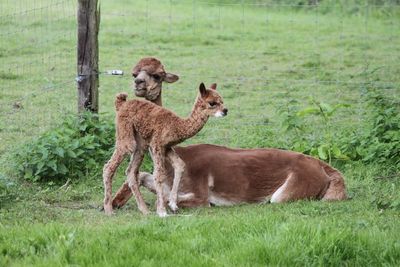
[103,82,227,217]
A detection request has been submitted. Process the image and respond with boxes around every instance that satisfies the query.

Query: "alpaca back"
[116,98,183,143]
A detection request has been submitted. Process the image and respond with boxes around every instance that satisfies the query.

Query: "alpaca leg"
[140,171,173,206]
[154,168,168,217]
[126,147,150,215]
[138,171,156,193]
[152,147,168,217]
[103,148,126,215]
[111,154,135,209]
[166,149,185,212]
[125,154,134,175]
[112,181,132,209]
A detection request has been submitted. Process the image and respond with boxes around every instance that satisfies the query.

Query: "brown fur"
[104,57,178,215]
[136,145,347,207]
[132,57,166,77]
[112,148,347,209]
[111,58,347,209]
[115,93,127,111]
[103,83,226,216]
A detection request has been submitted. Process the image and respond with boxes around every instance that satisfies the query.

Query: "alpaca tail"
[320,162,348,201]
[115,93,128,111]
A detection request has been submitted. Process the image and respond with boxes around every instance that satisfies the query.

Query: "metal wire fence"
[0,0,77,156]
[0,0,399,158]
[98,0,400,147]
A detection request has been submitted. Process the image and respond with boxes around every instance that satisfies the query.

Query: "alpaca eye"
[209,102,217,107]
[152,74,161,81]
[132,73,137,78]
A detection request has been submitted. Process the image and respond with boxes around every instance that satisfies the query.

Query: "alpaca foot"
[157,208,168,218]
[168,201,179,213]
[139,205,151,216]
[104,204,114,216]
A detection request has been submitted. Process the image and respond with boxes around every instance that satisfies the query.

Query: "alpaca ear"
[210,83,217,90]
[164,73,179,83]
[132,66,139,77]
[199,83,207,97]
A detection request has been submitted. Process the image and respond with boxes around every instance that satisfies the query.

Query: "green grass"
[1,164,400,266]
[1,0,400,266]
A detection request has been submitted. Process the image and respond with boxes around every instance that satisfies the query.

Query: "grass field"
[1,0,400,266]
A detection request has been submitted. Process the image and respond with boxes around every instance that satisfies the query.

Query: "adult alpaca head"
[132,57,179,105]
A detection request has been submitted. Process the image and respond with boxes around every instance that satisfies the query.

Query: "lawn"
[0,0,399,266]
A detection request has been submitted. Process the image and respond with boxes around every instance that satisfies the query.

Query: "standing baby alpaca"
[103,83,227,217]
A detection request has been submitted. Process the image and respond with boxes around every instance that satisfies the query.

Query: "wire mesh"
[0,0,77,157]
[98,0,400,147]
[0,0,399,159]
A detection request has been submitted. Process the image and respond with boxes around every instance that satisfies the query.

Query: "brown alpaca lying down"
[115,144,347,208]
[103,83,227,217]
[110,57,347,210]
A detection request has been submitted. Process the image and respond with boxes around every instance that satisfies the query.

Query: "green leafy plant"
[278,99,311,153]
[14,112,115,182]
[297,98,350,162]
[279,97,349,163]
[344,87,400,169]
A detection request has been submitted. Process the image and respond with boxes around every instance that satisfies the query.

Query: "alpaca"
[101,57,180,213]
[138,145,347,207]
[110,57,174,212]
[103,83,227,216]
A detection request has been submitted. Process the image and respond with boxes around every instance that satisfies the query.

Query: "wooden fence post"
[77,0,100,113]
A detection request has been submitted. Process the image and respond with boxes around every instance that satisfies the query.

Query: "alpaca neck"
[147,83,163,107]
[179,96,209,140]
[152,93,162,106]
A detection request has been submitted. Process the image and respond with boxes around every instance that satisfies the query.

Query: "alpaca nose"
[223,108,228,115]
[135,78,144,85]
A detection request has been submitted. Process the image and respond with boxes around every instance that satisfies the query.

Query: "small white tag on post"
[105,70,124,75]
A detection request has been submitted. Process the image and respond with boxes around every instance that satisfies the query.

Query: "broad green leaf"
[58,163,68,174]
[318,146,328,160]
[332,146,341,157]
[71,140,80,149]
[55,147,64,158]
[310,147,318,157]
[35,162,45,175]
[24,168,33,179]
[67,150,77,158]
[47,160,58,172]
[297,107,319,117]
[40,148,49,160]
[320,102,333,114]
[76,149,85,156]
